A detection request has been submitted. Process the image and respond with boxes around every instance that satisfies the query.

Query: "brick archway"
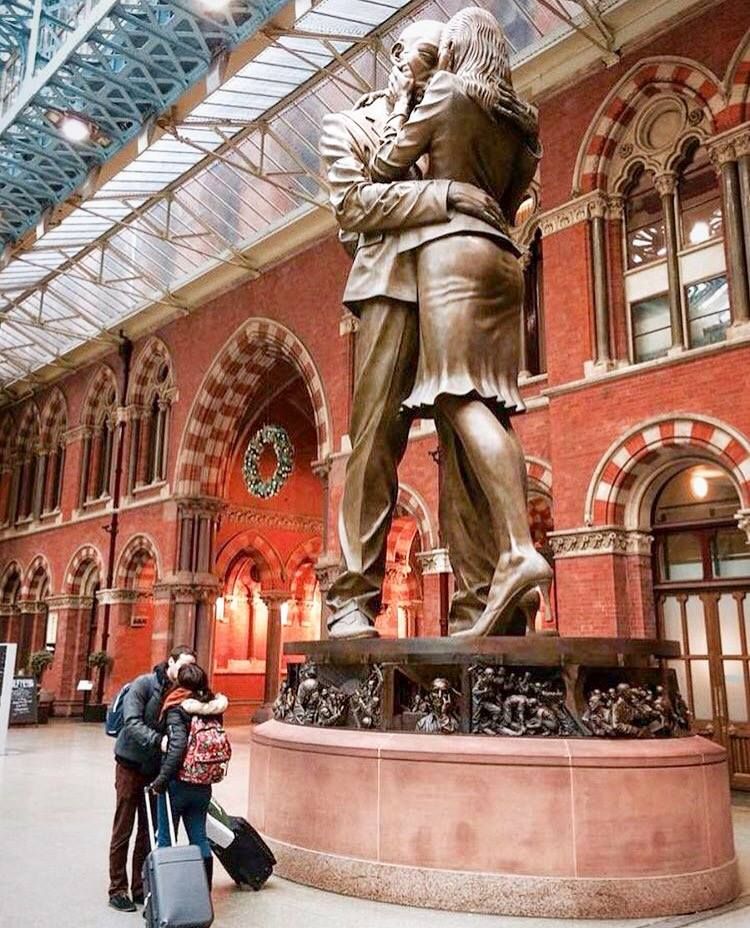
[22,555,52,599]
[65,545,104,595]
[175,319,332,498]
[40,388,68,450]
[115,534,161,589]
[214,530,285,591]
[526,455,552,497]
[574,57,725,194]
[397,483,438,551]
[585,415,750,527]
[128,336,174,406]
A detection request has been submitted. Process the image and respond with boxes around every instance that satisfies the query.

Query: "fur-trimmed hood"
[182,693,228,716]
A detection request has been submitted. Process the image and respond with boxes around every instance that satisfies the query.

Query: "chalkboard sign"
[10,677,38,726]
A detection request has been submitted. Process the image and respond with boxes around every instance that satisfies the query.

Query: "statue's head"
[390,20,444,97]
[438,7,511,86]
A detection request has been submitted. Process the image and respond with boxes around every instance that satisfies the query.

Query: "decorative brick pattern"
[128,336,173,406]
[21,554,51,598]
[64,545,104,595]
[0,413,15,469]
[285,536,322,581]
[175,319,332,498]
[115,533,161,589]
[16,401,41,454]
[726,31,750,125]
[0,560,22,599]
[81,365,119,427]
[586,415,750,526]
[577,58,725,193]
[526,456,552,496]
[39,387,68,450]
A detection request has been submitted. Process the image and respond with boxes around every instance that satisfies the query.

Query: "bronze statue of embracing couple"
[320,7,551,641]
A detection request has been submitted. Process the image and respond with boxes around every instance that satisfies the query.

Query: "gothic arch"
[0,413,15,471]
[0,560,23,601]
[115,534,161,589]
[40,387,68,450]
[285,537,322,580]
[65,545,104,596]
[585,415,750,528]
[22,555,52,599]
[175,319,333,497]
[397,482,438,551]
[81,365,119,427]
[725,27,750,125]
[128,336,175,407]
[574,57,725,194]
[214,530,285,590]
[16,401,41,455]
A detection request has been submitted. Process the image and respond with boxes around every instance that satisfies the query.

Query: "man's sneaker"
[109,894,137,913]
[132,892,145,906]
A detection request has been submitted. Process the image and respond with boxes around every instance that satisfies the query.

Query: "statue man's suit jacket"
[319,92,452,314]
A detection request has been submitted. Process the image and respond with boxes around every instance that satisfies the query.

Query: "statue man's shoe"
[328,608,379,640]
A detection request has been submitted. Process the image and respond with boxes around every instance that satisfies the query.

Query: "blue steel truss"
[0,0,289,245]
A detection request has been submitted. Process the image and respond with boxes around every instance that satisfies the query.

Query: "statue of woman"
[370,7,551,636]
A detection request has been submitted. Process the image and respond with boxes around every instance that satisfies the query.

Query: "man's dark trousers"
[108,761,152,899]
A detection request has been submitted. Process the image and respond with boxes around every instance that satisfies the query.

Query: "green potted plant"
[28,650,55,723]
[84,650,112,722]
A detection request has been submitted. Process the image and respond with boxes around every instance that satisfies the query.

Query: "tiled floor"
[1,721,748,928]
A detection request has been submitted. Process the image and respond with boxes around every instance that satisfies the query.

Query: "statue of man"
[319,19,506,639]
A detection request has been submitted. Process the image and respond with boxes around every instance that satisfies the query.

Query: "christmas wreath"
[243,424,294,499]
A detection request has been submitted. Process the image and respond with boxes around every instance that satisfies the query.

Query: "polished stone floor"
[1,721,749,928]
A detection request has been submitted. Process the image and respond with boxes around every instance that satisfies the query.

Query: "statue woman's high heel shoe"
[451,551,553,638]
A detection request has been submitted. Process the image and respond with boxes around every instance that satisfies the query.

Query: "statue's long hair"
[441,7,536,135]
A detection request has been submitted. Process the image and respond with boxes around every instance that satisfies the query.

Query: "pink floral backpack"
[179,717,232,785]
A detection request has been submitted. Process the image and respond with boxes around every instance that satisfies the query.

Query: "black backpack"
[105,681,132,738]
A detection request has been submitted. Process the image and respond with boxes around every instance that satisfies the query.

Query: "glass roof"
[0,0,609,393]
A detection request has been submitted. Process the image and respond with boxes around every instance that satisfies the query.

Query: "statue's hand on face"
[387,66,414,107]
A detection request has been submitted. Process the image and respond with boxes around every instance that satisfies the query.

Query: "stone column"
[589,194,613,365]
[737,132,750,299]
[154,400,168,482]
[311,458,332,552]
[126,409,141,494]
[31,450,47,520]
[654,173,686,352]
[256,590,288,720]
[416,548,452,637]
[710,137,750,329]
[151,585,174,667]
[314,556,340,640]
[77,430,92,506]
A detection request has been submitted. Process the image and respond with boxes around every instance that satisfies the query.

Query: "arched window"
[40,389,68,515]
[127,343,174,492]
[623,145,728,364]
[9,404,42,525]
[80,368,119,506]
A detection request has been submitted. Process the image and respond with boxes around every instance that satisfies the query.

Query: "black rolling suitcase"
[142,789,214,927]
[207,798,275,891]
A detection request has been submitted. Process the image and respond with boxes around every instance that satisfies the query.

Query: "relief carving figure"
[321,8,550,639]
[469,664,576,736]
[582,683,691,738]
[319,18,507,640]
[412,677,460,733]
[351,664,384,729]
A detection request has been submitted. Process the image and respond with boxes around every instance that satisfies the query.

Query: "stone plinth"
[250,720,739,918]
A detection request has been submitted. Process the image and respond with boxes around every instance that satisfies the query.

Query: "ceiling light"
[60,114,91,142]
[690,473,709,499]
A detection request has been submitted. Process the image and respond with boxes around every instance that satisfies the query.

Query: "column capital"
[314,554,341,590]
[46,594,94,610]
[153,577,221,602]
[548,527,653,558]
[653,172,677,197]
[416,548,452,575]
[16,598,47,615]
[311,456,332,480]
[260,590,290,607]
[174,495,226,517]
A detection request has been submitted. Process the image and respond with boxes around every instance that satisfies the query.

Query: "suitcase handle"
[144,787,177,850]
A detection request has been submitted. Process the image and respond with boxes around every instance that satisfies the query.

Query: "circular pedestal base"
[250,721,740,918]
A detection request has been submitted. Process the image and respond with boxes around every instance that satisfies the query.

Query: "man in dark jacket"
[107,645,196,912]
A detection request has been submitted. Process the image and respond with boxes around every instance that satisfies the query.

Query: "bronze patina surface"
[321,8,551,641]
[275,637,690,739]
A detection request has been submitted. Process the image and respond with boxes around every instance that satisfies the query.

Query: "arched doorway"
[652,463,750,786]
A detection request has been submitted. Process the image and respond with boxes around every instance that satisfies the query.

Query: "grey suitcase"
[142,788,214,928]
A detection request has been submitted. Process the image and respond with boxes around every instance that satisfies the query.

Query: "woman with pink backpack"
[149,663,231,890]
